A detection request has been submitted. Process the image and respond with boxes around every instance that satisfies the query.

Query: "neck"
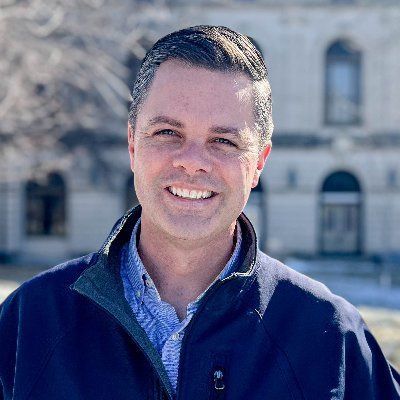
[137,217,236,320]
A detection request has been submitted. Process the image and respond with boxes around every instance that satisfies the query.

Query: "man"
[1,26,399,400]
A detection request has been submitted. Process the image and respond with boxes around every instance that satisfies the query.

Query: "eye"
[154,129,177,136]
[214,137,236,147]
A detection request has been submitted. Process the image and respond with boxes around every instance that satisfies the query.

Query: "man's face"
[128,60,270,242]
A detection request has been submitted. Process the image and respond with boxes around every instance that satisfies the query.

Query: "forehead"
[137,60,255,127]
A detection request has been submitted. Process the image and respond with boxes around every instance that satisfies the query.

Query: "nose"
[172,142,212,176]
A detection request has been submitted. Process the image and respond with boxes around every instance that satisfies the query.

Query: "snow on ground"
[359,306,400,369]
[285,257,400,310]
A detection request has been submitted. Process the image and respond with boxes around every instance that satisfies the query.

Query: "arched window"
[322,170,361,192]
[125,174,139,211]
[26,172,66,236]
[325,40,361,125]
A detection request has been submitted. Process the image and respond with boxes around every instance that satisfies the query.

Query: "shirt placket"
[161,312,194,392]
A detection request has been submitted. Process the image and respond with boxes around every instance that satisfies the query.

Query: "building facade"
[1,0,399,264]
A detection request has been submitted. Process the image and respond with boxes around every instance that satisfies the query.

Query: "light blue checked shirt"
[120,218,242,393]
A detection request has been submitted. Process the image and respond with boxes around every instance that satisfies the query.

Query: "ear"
[127,123,135,172]
[251,144,271,188]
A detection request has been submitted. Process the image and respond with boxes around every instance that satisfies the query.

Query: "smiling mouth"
[166,186,216,200]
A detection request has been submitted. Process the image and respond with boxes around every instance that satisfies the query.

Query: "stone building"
[1,0,399,264]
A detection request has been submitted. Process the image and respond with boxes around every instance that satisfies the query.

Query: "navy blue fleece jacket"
[1,207,399,399]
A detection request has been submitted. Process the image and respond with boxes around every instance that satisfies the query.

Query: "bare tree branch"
[0,0,172,182]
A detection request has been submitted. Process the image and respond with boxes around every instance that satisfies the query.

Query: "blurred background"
[0,0,399,368]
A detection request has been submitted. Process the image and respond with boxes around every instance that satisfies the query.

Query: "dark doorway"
[320,171,362,255]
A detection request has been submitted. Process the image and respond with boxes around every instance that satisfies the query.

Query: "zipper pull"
[213,370,225,390]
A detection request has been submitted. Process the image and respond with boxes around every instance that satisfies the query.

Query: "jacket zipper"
[210,351,228,400]
[175,279,225,399]
[211,369,226,399]
[154,373,168,400]
[213,370,225,390]
[175,272,247,399]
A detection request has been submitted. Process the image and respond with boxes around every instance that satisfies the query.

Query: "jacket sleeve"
[1,371,4,400]
[342,318,400,399]
[0,291,19,400]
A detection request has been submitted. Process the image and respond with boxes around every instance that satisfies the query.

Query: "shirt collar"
[123,218,148,311]
[123,217,242,313]
[187,222,242,314]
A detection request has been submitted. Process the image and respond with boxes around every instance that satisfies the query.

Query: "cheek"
[133,147,170,196]
[135,143,165,172]
[221,159,254,204]
[238,153,257,183]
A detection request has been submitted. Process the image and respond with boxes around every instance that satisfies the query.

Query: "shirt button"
[135,290,141,298]
[171,333,181,341]
[145,279,153,288]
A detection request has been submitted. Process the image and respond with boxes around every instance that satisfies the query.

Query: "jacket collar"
[97,204,259,278]
[71,205,259,399]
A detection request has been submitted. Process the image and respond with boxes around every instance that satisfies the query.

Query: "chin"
[168,215,239,244]
[161,216,220,241]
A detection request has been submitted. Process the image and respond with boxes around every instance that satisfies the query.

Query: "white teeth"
[191,190,201,199]
[168,186,213,199]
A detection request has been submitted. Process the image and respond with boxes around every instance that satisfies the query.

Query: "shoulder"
[254,251,363,333]
[254,252,400,397]
[0,253,99,397]
[0,252,98,359]
[0,253,97,315]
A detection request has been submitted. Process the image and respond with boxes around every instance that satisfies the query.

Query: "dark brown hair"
[128,25,273,148]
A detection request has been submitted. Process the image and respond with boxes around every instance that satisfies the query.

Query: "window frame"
[324,39,362,126]
[25,172,67,237]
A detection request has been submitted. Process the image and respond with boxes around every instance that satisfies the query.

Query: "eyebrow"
[143,115,184,131]
[209,125,241,137]
[142,115,242,137]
